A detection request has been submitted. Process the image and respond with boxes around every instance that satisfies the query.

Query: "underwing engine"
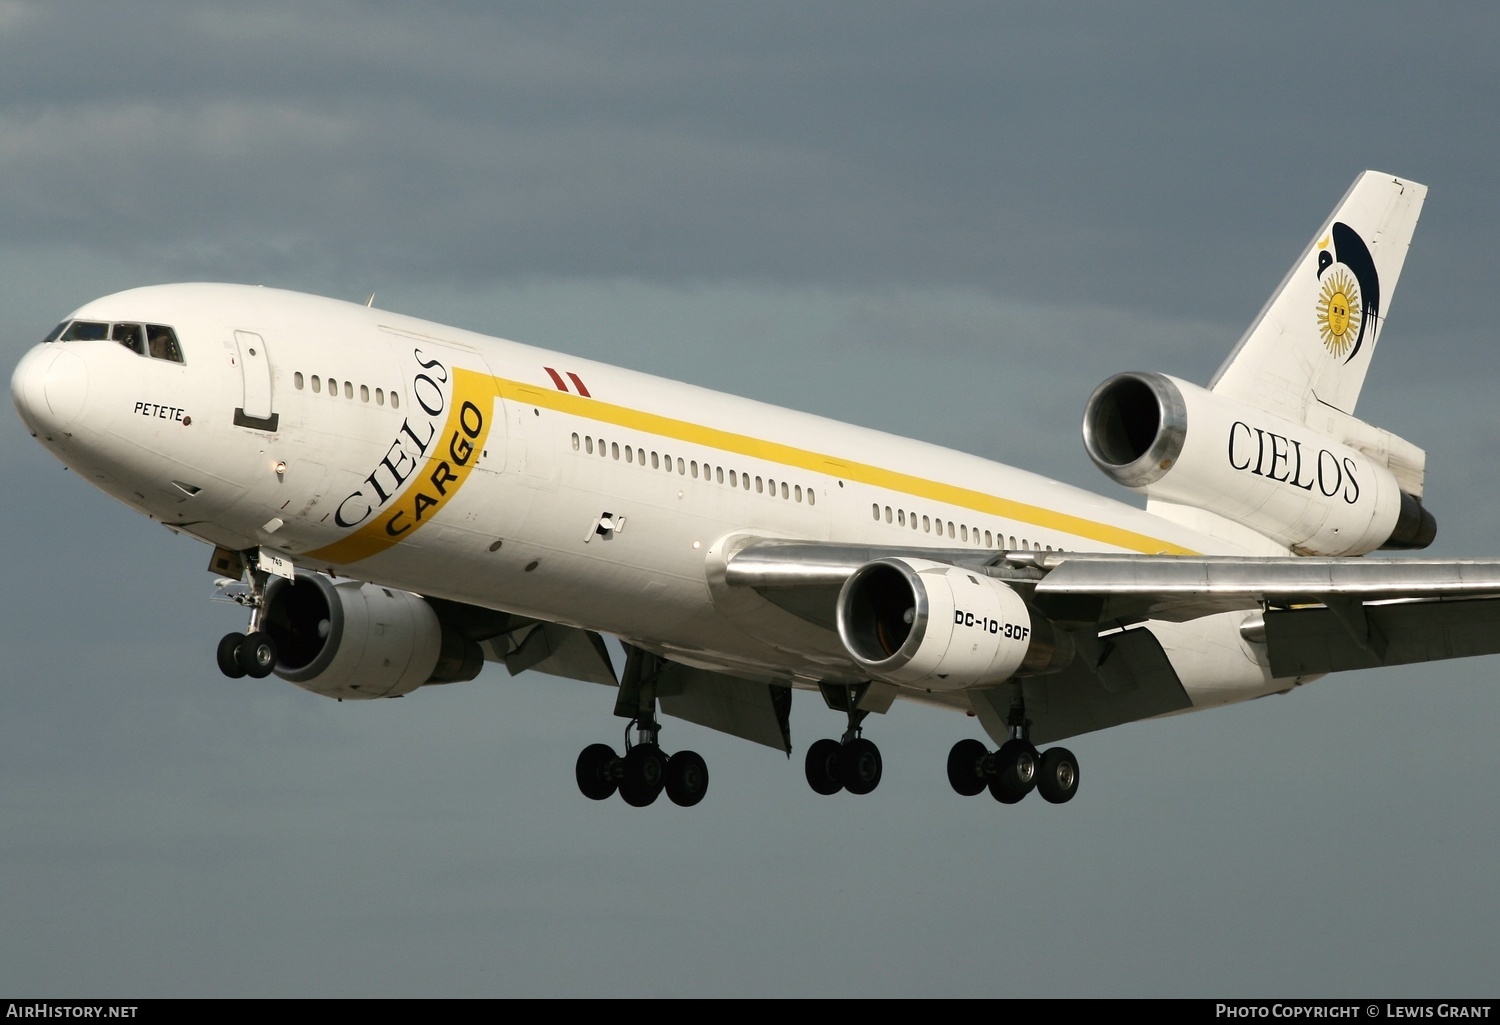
[260,573,483,699]
[835,558,1072,690]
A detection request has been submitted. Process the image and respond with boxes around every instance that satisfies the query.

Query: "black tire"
[804,738,844,795]
[839,737,883,795]
[619,744,666,807]
[240,631,277,679]
[217,633,247,679]
[990,738,1038,804]
[575,743,619,801]
[664,750,709,807]
[946,738,989,797]
[1036,747,1080,805]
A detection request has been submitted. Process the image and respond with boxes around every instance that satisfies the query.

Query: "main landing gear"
[213,550,279,680]
[804,684,883,796]
[946,736,1079,805]
[575,646,709,808]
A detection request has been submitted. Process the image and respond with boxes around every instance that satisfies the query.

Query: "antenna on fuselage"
[364,292,376,307]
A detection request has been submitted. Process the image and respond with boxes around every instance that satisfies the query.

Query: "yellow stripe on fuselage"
[493,375,1195,557]
[306,366,1194,565]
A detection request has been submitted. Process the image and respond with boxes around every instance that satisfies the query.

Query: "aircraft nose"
[11,344,89,436]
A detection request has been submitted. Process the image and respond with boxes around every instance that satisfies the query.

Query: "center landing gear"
[574,646,709,808]
[945,694,1080,806]
[213,550,278,680]
[804,684,883,796]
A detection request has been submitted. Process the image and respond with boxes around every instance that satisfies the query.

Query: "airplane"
[12,170,1500,810]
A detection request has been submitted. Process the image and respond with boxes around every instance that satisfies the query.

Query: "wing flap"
[1262,596,1500,676]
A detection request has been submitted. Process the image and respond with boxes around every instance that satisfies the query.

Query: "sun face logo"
[1316,267,1362,358]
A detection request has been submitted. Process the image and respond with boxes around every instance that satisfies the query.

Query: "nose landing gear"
[211,550,279,680]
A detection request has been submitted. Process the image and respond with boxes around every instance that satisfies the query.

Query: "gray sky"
[3,2,1498,998]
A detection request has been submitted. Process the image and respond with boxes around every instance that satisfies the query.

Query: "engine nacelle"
[1082,372,1436,555]
[836,558,1072,690]
[261,573,483,700]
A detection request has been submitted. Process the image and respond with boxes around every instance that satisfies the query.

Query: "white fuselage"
[12,283,1285,710]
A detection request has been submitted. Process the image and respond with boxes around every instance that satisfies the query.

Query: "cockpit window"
[55,319,184,363]
[111,323,146,356]
[146,325,183,364]
[42,322,68,343]
[61,321,109,341]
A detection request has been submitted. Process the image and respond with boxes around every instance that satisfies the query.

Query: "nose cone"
[12,345,89,436]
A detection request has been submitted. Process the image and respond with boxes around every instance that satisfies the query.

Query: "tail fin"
[1210,170,1426,422]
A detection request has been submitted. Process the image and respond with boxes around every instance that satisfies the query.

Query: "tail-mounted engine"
[836,558,1072,690]
[1082,372,1435,555]
[260,573,483,699]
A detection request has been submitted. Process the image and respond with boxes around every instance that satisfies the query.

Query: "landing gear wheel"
[839,737,883,795]
[946,738,989,797]
[240,631,277,679]
[217,633,247,679]
[664,750,709,807]
[1036,747,1080,804]
[576,744,619,801]
[990,738,1038,804]
[619,744,667,807]
[805,738,844,795]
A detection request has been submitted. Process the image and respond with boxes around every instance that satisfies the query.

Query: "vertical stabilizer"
[1209,171,1425,422]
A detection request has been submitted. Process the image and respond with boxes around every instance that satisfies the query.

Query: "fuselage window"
[625,446,634,464]
[807,489,815,507]
[794,485,802,503]
[922,515,930,533]
[872,504,880,520]
[344,381,353,399]
[651,452,660,469]
[743,474,750,490]
[376,387,385,406]
[691,461,699,478]
[61,321,109,341]
[611,442,619,460]
[911,513,918,530]
[780,482,789,500]
[716,466,724,484]
[390,391,399,409]
[898,509,905,526]
[360,384,369,402]
[960,525,968,542]
[756,476,763,493]
[311,375,322,394]
[985,530,993,547]
[585,436,594,454]
[729,469,738,487]
[572,433,581,451]
[111,323,145,355]
[295,372,305,390]
[884,505,892,523]
[328,377,338,397]
[676,457,685,474]
[947,522,955,539]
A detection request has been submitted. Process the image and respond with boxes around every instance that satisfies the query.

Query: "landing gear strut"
[804,683,884,796]
[213,550,278,680]
[574,646,709,808]
[946,692,1079,805]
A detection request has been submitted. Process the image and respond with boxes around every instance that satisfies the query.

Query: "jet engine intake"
[260,573,483,699]
[836,558,1072,690]
[1082,372,1435,555]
